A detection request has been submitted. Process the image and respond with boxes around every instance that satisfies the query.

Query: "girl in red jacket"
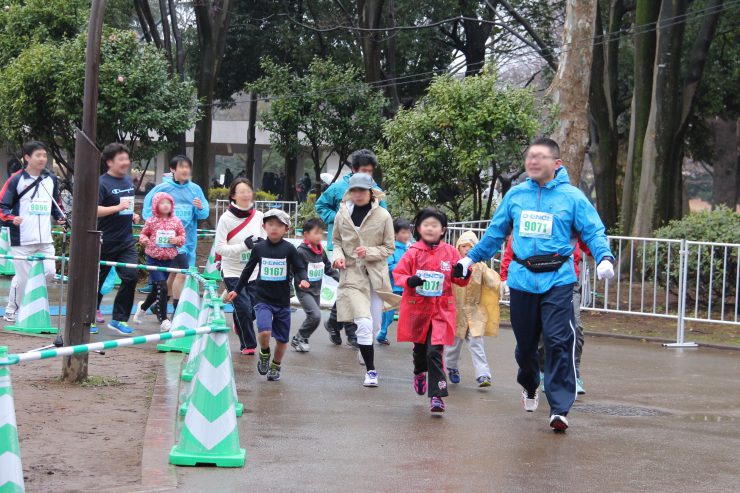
[133,192,185,332]
[393,208,470,413]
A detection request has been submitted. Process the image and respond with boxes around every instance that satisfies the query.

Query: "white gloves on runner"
[596,259,615,280]
[499,280,509,298]
[456,257,474,278]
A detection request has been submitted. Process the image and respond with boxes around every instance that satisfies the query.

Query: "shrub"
[208,187,229,202]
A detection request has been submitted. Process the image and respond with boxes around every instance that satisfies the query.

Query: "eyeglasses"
[525,154,557,162]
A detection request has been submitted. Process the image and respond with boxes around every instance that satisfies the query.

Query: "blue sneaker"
[90,323,99,334]
[138,283,152,294]
[448,368,460,384]
[539,372,545,393]
[576,377,586,395]
[108,320,133,335]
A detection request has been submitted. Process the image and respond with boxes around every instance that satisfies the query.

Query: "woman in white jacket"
[215,178,265,354]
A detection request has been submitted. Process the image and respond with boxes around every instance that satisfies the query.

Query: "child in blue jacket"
[376,218,411,345]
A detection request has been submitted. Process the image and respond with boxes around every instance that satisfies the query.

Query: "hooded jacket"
[139,192,186,260]
[294,241,340,296]
[315,172,386,250]
[387,240,409,294]
[142,178,209,265]
[453,231,500,338]
[467,167,613,294]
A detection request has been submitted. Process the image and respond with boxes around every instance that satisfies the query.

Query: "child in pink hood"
[134,192,185,331]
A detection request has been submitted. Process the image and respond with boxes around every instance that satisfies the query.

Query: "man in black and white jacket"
[0,141,65,322]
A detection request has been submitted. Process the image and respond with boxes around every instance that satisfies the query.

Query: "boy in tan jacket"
[447,231,501,387]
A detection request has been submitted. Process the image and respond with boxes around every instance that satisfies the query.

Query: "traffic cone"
[0,346,25,492]
[169,322,245,467]
[5,260,57,334]
[158,274,201,353]
[201,243,222,281]
[0,227,14,276]
[180,297,213,383]
[112,268,121,287]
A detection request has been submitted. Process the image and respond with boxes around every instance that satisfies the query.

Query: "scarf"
[229,202,255,219]
[304,239,323,255]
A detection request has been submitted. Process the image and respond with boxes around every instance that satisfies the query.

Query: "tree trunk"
[168,0,186,154]
[546,0,598,186]
[384,0,401,111]
[358,0,385,84]
[136,0,162,49]
[158,0,173,70]
[284,152,298,200]
[246,92,258,184]
[709,118,738,209]
[460,0,494,76]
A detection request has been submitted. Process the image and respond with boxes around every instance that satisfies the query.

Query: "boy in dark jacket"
[291,218,340,352]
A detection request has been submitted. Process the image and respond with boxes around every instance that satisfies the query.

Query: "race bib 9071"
[260,258,287,281]
[519,210,553,239]
[415,270,444,297]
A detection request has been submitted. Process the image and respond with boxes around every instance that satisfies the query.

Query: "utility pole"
[62,0,107,383]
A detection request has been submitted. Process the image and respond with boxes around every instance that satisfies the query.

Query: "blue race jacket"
[314,172,387,250]
[142,179,209,265]
[388,240,409,294]
[467,167,612,294]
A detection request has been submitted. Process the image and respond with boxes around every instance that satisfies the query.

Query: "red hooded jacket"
[139,192,185,260]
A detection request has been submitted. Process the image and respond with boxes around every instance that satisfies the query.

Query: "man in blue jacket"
[314,149,387,348]
[455,138,614,432]
[143,155,209,311]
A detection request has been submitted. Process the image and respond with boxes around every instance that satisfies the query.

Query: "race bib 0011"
[119,196,135,215]
[260,258,287,281]
[240,251,251,264]
[29,198,51,216]
[307,262,324,282]
[519,210,553,239]
[415,270,444,297]
[155,230,175,248]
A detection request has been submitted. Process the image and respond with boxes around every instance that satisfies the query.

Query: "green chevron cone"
[158,275,201,353]
[112,267,121,287]
[0,228,15,276]
[169,327,245,467]
[180,296,212,383]
[201,243,222,281]
[0,347,26,492]
[5,260,57,334]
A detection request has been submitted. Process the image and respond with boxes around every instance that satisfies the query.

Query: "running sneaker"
[521,388,539,412]
[376,337,390,346]
[325,321,342,345]
[138,283,152,294]
[132,301,146,324]
[96,309,105,324]
[267,362,281,381]
[3,310,16,323]
[346,338,359,349]
[108,320,133,335]
[477,376,492,388]
[448,368,461,384]
[430,397,445,413]
[257,350,270,375]
[576,377,586,395]
[159,319,172,333]
[290,335,310,353]
[549,414,569,432]
[363,370,379,387]
[539,371,545,393]
[240,348,256,355]
[90,323,99,334]
[413,372,427,395]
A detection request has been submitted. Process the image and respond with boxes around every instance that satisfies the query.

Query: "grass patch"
[80,376,123,387]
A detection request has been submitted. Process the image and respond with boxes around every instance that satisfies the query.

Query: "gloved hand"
[244,236,262,249]
[453,257,473,278]
[499,280,509,298]
[407,275,424,288]
[596,259,615,280]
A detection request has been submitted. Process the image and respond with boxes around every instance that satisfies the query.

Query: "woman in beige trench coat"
[332,173,400,388]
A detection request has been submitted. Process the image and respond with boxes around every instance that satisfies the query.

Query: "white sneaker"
[133,301,146,324]
[521,388,539,412]
[3,310,16,323]
[159,319,172,333]
[549,414,569,431]
[363,370,378,387]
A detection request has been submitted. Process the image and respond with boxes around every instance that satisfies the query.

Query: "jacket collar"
[526,166,570,190]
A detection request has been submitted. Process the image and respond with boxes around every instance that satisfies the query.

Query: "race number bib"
[415,270,444,297]
[155,230,175,248]
[174,204,191,221]
[119,196,135,215]
[260,258,287,281]
[307,262,324,282]
[240,251,251,264]
[519,210,553,239]
[29,198,51,216]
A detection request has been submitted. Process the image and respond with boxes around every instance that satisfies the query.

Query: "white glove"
[499,280,509,298]
[596,259,614,280]
[456,257,474,278]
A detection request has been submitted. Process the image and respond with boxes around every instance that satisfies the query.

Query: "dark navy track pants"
[510,283,577,416]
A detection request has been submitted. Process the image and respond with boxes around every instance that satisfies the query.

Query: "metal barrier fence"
[442,222,739,347]
[215,199,299,231]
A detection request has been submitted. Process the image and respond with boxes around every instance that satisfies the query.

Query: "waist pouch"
[513,253,569,273]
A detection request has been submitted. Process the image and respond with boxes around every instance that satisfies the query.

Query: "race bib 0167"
[29,198,51,216]
[415,270,444,297]
[307,262,324,282]
[519,210,553,239]
[155,230,176,248]
[260,258,287,281]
